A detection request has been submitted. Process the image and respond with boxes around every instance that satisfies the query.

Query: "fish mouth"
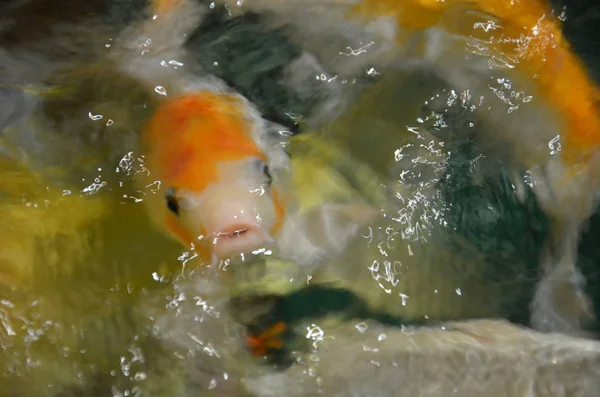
[214,226,250,239]
[211,224,270,260]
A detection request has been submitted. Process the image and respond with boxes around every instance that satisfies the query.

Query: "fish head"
[140,91,287,262]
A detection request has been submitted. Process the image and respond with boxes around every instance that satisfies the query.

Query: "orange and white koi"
[136,90,288,263]
[113,0,379,268]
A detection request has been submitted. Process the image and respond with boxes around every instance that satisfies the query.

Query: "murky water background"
[1,0,600,396]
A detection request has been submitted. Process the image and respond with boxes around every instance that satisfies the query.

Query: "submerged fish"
[2,1,599,395]
[137,90,288,263]
[202,0,600,338]
[242,317,600,397]
[124,2,592,358]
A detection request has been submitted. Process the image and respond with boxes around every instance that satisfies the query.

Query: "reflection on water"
[1,0,600,396]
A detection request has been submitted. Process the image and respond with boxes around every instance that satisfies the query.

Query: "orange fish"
[346,0,600,165]
[341,0,600,336]
[137,91,287,263]
[206,0,600,214]
[214,0,600,167]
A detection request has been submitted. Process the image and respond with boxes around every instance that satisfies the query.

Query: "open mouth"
[211,224,269,260]
[215,226,250,239]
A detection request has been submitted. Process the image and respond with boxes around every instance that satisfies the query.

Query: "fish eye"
[165,188,180,216]
[261,162,272,187]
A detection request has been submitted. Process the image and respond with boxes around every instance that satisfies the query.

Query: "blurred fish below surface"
[175,2,600,389]
[207,0,600,340]
[169,0,600,396]
[1,0,600,397]
[551,0,600,337]
[241,318,600,397]
[218,108,600,397]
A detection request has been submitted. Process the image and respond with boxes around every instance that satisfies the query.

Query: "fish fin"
[246,321,288,358]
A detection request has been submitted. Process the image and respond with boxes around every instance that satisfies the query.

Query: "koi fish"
[122,0,382,268]
[212,0,600,213]
[117,0,600,361]
[201,0,600,337]
[136,90,288,263]
[242,317,600,397]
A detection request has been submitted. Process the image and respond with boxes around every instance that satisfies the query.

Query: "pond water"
[1,0,600,396]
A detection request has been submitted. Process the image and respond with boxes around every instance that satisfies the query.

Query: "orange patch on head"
[142,92,267,194]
